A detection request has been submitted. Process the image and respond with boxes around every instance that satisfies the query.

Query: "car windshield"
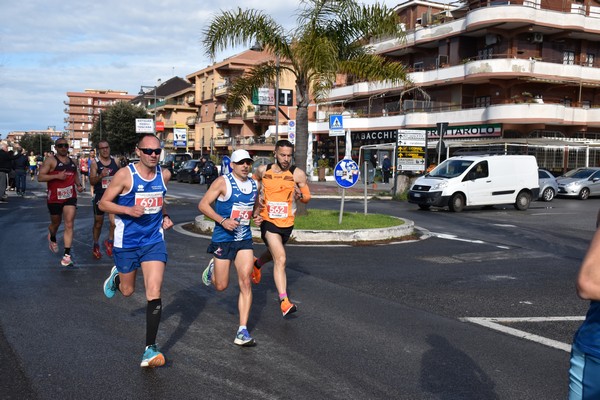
[183,160,197,168]
[563,168,596,179]
[428,159,474,178]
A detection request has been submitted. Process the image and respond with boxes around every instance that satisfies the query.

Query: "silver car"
[556,167,600,199]
[538,169,558,202]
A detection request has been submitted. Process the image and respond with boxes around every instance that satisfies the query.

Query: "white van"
[408,155,540,212]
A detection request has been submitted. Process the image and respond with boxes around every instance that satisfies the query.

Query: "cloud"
[0,0,387,137]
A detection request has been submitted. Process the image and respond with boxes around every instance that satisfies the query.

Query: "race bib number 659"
[135,192,163,214]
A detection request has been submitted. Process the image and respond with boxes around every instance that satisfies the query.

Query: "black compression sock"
[146,299,162,347]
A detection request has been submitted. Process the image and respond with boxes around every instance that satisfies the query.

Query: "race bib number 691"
[135,192,163,214]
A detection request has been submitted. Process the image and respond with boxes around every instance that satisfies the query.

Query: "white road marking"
[461,316,585,352]
[430,232,485,244]
[492,224,517,228]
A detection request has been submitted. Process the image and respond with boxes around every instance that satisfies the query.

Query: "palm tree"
[203,0,410,212]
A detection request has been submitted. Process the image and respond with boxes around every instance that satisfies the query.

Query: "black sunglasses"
[138,148,162,156]
[55,143,69,148]
[234,160,253,166]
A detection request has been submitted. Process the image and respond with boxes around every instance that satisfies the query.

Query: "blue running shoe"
[103,266,119,298]
[234,328,256,347]
[140,344,165,368]
[202,259,214,286]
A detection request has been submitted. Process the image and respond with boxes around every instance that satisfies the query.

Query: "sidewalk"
[309,179,394,199]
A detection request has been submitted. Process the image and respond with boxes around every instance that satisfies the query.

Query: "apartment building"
[131,77,195,152]
[64,90,135,153]
[186,49,296,159]
[312,0,600,173]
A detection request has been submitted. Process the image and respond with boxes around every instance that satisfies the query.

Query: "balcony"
[243,108,276,121]
[186,116,197,125]
[214,111,243,123]
[214,84,230,97]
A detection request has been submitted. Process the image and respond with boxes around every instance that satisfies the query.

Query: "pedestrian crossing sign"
[329,115,343,130]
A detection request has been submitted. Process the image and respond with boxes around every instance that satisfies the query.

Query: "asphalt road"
[0,179,596,399]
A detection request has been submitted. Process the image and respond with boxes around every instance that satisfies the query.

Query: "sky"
[0,0,391,139]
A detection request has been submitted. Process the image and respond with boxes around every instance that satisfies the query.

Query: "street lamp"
[139,85,158,134]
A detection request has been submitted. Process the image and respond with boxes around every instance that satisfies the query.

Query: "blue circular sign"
[334,159,360,188]
[221,155,232,175]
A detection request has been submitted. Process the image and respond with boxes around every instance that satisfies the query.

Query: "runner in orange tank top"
[252,140,311,317]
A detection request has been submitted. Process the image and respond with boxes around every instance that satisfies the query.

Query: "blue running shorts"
[207,239,253,261]
[113,241,168,274]
[569,343,600,399]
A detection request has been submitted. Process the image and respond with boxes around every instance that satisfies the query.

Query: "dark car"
[160,153,192,178]
[176,159,203,184]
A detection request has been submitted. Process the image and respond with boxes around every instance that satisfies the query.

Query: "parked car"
[160,153,192,178]
[538,168,558,202]
[176,159,203,184]
[556,167,600,200]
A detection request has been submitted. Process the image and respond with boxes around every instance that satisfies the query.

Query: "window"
[563,51,575,65]
[585,53,595,67]
[475,96,491,107]
[478,48,494,60]
[561,97,573,107]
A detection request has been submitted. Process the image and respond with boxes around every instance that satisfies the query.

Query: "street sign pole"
[364,161,368,215]
[339,188,345,224]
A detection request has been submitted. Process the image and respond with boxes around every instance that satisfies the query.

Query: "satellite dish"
[264,129,272,138]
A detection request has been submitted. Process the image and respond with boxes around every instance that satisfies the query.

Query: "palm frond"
[202,8,286,59]
[226,62,279,112]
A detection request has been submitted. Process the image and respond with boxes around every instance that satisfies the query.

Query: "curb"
[192,215,414,243]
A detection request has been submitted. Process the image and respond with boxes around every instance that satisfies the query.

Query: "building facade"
[186,49,297,160]
[311,0,600,174]
[64,89,135,153]
[131,77,195,153]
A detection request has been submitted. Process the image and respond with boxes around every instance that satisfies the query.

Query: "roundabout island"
[176,214,419,244]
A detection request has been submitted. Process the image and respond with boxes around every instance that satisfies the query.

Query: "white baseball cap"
[230,149,253,163]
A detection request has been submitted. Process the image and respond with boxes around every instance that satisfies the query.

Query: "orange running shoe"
[251,257,262,284]
[104,239,113,257]
[280,297,297,317]
[92,244,102,259]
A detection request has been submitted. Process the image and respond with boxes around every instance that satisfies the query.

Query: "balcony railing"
[214,84,230,97]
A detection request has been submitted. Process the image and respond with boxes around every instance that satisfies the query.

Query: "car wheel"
[514,190,531,210]
[418,204,431,210]
[448,193,465,212]
[542,187,555,202]
[579,187,591,200]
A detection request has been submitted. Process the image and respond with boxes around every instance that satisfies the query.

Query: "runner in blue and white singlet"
[212,172,257,243]
[114,163,167,249]
[198,149,262,347]
[98,134,173,368]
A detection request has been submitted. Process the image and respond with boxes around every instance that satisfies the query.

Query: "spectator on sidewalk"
[382,154,391,184]
[0,143,18,202]
[12,148,29,196]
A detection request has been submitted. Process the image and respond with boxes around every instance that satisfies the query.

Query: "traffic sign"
[334,158,360,188]
[329,114,345,136]
[329,115,343,130]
